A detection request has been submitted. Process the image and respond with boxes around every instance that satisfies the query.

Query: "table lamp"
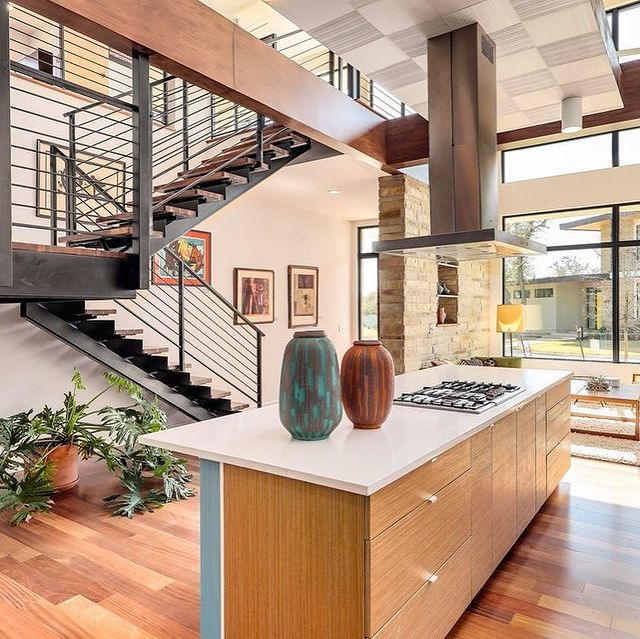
[496,304,525,357]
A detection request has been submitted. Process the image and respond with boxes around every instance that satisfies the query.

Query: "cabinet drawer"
[492,412,516,472]
[547,397,571,453]
[546,379,570,410]
[371,539,472,639]
[368,439,470,538]
[547,434,571,497]
[368,472,471,636]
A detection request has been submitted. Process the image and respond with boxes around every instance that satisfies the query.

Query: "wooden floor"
[1,457,639,638]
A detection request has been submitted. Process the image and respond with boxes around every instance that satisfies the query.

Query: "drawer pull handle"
[427,495,438,504]
[430,456,438,464]
[427,574,439,585]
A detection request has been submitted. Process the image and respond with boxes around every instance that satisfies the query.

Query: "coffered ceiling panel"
[267,0,622,132]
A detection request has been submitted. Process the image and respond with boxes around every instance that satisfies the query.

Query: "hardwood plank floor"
[0,457,638,638]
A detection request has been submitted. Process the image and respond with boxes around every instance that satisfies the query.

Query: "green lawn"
[519,338,640,361]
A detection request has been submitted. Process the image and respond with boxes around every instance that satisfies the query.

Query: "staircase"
[57,125,311,252]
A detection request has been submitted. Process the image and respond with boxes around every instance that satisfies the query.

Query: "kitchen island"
[140,364,572,639]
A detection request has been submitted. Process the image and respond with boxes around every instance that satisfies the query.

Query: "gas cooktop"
[394,380,525,414]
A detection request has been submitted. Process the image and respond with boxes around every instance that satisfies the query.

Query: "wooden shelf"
[437,259,459,325]
[436,260,459,269]
[437,322,459,327]
[437,294,458,298]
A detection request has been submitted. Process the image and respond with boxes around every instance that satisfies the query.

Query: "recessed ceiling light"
[327,189,340,195]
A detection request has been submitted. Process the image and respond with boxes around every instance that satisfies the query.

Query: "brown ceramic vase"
[340,340,395,429]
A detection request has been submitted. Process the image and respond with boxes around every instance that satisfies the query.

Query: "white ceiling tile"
[269,0,353,31]
[498,111,532,131]
[582,91,623,114]
[549,55,612,85]
[343,38,409,74]
[497,49,546,80]
[412,53,427,71]
[391,79,427,104]
[427,0,486,13]
[523,3,597,47]
[443,0,519,34]
[358,0,438,35]
[512,86,562,110]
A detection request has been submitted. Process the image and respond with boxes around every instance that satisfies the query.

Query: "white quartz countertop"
[140,365,572,495]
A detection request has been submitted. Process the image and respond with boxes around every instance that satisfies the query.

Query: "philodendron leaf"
[71,368,86,391]
[104,372,144,402]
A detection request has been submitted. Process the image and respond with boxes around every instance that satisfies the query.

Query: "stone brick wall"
[378,174,491,373]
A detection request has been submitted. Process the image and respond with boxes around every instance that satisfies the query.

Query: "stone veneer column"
[378,174,490,374]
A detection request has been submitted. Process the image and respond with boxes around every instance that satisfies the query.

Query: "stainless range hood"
[374,23,546,261]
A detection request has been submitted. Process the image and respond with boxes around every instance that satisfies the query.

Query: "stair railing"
[116,248,264,407]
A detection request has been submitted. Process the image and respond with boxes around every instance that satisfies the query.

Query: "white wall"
[197,185,354,403]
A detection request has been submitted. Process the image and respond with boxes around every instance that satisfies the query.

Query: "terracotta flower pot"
[340,340,395,429]
[46,443,80,492]
[279,330,343,441]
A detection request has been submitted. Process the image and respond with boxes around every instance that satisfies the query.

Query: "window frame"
[357,225,380,340]
[502,202,640,363]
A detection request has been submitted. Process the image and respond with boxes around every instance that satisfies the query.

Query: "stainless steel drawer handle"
[427,574,439,585]
[427,495,438,504]
[430,456,438,464]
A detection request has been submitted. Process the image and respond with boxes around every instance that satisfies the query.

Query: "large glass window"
[503,208,624,362]
[609,1,640,62]
[358,226,379,339]
[502,134,613,183]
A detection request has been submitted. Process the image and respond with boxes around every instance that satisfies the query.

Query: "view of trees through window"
[358,226,379,339]
[504,205,640,362]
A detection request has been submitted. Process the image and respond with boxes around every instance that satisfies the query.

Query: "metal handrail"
[165,248,265,336]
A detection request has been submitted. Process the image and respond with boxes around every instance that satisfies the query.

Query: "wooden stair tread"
[231,401,250,411]
[169,363,192,370]
[10,242,128,259]
[156,171,248,193]
[114,328,143,337]
[85,308,117,316]
[96,206,196,224]
[141,347,170,355]
[59,227,163,243]
[181,156,255,177]
[190,376,212,385]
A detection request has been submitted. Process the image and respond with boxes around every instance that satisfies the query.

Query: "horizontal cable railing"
[117,248,263,407]
[257,28,415,120]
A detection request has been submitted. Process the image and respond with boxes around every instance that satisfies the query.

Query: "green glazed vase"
[279,330,343,441]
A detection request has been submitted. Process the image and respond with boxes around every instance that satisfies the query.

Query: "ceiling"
[266,0,624,132]
[225,154,385,221]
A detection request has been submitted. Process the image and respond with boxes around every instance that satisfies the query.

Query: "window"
[504,208,617,362]
[608,1,640,62]
[358,226,379,339]
[502,134,613,183]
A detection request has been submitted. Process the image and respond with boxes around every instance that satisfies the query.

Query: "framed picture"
[36,139,126,222]
[152,230,211,286]
[234,268,275,324]
[288,265,319,328]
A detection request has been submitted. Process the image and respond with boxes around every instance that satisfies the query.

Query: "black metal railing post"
[65,113,78,234]
[256,332,262,407]
[178,259,186,371]
[328,51,335,87]
[132,51,152,289]
[49,150,59,245]
[181,79,190,173]
[0,5,11,285]
[347,65,360,100]
[256,113,265,166]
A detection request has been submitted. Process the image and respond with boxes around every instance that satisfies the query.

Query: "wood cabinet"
[367,472,471,635]
[535,394,547,510]
[516,401,537,533]
[222,380,572,639]
[492,413,517,565]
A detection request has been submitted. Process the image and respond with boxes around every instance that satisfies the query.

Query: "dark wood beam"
[384,114,429,168]
[14,0,391,169]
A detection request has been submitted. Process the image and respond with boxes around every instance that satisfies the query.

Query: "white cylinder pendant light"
[561,96,583,133]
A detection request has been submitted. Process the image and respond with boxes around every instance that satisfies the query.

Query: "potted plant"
[0,370,195,526]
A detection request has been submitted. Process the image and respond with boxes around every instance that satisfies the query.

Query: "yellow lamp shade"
[496,304,525,333]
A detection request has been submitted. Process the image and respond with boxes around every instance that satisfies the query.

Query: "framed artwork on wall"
[288,265,319,328]
[36,139,126,222]
[152,230,211,286]
[234,268,275,324]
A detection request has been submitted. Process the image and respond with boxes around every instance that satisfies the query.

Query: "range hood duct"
[374,23,546,261]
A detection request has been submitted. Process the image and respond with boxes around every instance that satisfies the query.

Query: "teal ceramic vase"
[279,330,343,441]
